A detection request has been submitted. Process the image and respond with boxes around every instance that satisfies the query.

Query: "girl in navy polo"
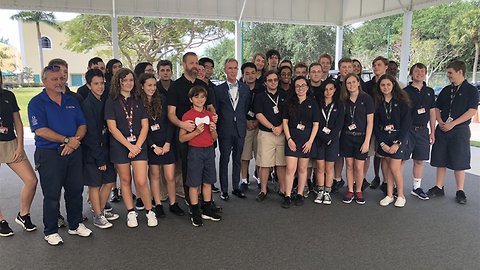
[374,74,412,207]
[339,73,374,205]
[139,73,185,218]
[282,76,320,208]
[105,68,157,228]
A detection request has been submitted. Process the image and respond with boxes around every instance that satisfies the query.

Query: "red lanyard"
[119,98,134,135]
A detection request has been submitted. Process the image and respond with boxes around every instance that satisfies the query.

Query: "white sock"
[333,177,340,182]
[413,178,422,189]
[241,178,248,184]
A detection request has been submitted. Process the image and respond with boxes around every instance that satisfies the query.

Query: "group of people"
[0,49,477,246]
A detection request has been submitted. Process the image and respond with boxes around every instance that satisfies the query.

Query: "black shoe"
[104,202,113,212]
[57,214,66,228]
[135,198,145,211]
[361,178,370,191]
[294,194,304,206]
[220,192,230,201]
[281,196,292,208]
[154,204,166,218]
[278,191,286,198]
[240,182,249,192]
[169,203,185,216]
[190,205,203,227]
[455,190,467,204]
[210,200,223,213]
[15,212,36,232]
[232,189,246,199]
[380,182,387,195]
[256,192,267,202]
[331,178,345,193]
[0,220,14,237]
[110,188,121,203]
[201,202,221,221]
[427,186,445,198]
[370,176,381,189]
[211,185,220,193]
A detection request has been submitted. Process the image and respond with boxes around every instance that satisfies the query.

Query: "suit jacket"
[214,80,249,138]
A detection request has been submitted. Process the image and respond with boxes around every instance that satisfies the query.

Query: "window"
[41,36,51,49]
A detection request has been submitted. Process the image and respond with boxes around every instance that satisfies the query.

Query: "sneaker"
[281,196,292,208]
[0,220,14,237]
[361,179,370,191]
[395,196,406,207]
[169,203,185,216]
[127,211,138,228]
[342,191,354,204]
[332,178,345,193]
[370,176,381,189]
[191,206,203,227]
[15,212,37,232]
[44,233,63,246]
[154,204,166,218]
[355,192,366,205]
[411,188,429,200]
[201,203,221,221]
[104,211,119,221]
[455,190,467,204]
[110,188,121,203]
[211,185,220,193]
[312,186,321,195]
[104,202,113,212]
[294,194,304,206]
[380,195,395,206]
[322,192,332,205]
[240,182,249,192]
[302,186,310,198]
[146,210,158,227]
[314,190,324,204]
[256,192,267,202]
[427,186,445,198]
[93,215,113,229]
[68,223,92,237]
[135,198,145,211]
[57,214,66,228]
[220,192,229,201]
[210,200,223,213]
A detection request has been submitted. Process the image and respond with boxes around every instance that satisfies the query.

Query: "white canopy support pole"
[112,0,119,59]
[335,26,343,69]
[235,20,243,78]
[399,9,413,85]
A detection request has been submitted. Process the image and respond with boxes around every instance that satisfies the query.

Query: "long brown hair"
[138,73,162,119]
[374,74,411,108]
[109,68,139,100]
[286,76,309,118]
[340,73,364,102]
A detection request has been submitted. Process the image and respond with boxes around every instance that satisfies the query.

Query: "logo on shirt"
[66,105,76,109]
[31,116,38,126]
[308,105,312,109]
[3,100,9,104]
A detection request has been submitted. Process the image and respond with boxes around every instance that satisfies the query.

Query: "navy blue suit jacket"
[214,81,249,138]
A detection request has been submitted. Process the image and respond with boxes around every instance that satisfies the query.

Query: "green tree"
[11,11,61,71]
[204,38,234,80]
[63,15,233,68]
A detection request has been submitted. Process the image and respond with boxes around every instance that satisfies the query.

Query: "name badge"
[384,124,395,131]
[322,127,331,134]
[150,123,160,131]
[348,123,357,131]
[296,124,305,131]
[127,135,137,142]
[247,110,255,117]
[417,108,426,114]
[0,127,8,134]
[273,106,279,114]
[446,117,454,123]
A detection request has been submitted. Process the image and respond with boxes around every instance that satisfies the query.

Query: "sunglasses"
[266,78,279,83]
[43,65,61,72]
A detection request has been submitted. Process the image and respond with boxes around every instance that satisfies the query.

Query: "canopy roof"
[0,0,456,25]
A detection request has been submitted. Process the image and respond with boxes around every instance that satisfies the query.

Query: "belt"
[344,131,365,136]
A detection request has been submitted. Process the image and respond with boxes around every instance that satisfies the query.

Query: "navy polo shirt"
[167,75,211,121]
[104,95,147,139]
[317,101,345,143]
[343,92,374,133]
[282,97,320,130]
[436,80,479,127]
[404,82,435,127]
[373,99,412,144]
[364,78,377,97]
[254,90,286,132]
[28,90,86,149]
[246,85,263,121]
[0,89,20,142]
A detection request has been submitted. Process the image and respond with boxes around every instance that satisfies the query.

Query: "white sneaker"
[44,233,63,246]
[322,192,332,205]
[104,210,119,221]
[146,210,158,227]
[127,211,138,228]
[380,196,395,206]
[394,196,406,207]
[68,223,92,237]
[314,191,324,204]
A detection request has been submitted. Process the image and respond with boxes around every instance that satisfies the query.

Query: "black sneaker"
[211,185,220,193]
[281,196,291,208]
[427,186,445,198]
[220,192,229,201]
[110,188,121,203]
[294,194,304,206]
[104,202,113,212]
[361,178,370,191]
[57,214,66,228]
[201,203,221,221]
[0,220,14,237]
[332,178,345,193]
[210,200,223,213]
[370,176,381,189]
[15,213,36,232]
[240,182,249,192]
[190,205,203,227]
[455,190,467,204]
[256,192,267,202]
[154,204,166,218]
[380,182,387,195]
[135,198,145,211]
[232,189,246,199]
[169,203,185,216]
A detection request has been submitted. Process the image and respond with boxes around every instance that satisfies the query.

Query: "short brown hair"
[447,60,467,76]
[188,85,208,98]
[409,63,427,76]
[372,56,388,66]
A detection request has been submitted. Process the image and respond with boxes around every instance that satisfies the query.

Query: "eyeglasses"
[266,78,279,83]
[43,65,61,72]
[295,84,308,89]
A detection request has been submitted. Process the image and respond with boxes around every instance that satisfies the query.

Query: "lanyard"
[322,102,334,126]
[266,91,279,106]
[348,102,356,124]
[448,84,459,118]
[384,100,392,123]
[228,86,240,109]
[119,98,134,135]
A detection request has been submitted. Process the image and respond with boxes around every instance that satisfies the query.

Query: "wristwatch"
[151,144,158,149]
[63,137,70,144]
[393,140,402,145]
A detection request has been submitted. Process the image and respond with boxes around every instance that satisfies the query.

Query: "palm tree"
[11,11,61,73]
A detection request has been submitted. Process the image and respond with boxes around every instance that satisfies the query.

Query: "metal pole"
[112,0,119,59]
[335,26,344,68]
[399,9,413,85]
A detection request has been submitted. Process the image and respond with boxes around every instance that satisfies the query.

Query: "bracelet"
[380,142,386,147]
[287,137,292,142]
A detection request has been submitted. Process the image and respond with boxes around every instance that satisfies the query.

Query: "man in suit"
[215,58,250,200]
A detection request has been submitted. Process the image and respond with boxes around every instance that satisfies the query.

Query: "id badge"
[446,117,454,123]
[417,108,426,114]
[384,124,394,131]
[127,135,137,142]
[348,123,357,131]
[273,106,279,114]
[296,124,305,131]
[0,127,8,134]
[247,110,255,117]
[322,127,331,134]
[150,123,160,131]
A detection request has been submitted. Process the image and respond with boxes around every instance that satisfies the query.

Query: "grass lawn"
[471,140,480,147]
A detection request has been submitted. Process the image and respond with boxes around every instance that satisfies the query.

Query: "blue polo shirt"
[28,89,86,149]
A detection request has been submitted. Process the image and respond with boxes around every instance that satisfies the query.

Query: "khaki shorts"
[256,130,286,167]
[0,138,28,164]
[241,128,259,161]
